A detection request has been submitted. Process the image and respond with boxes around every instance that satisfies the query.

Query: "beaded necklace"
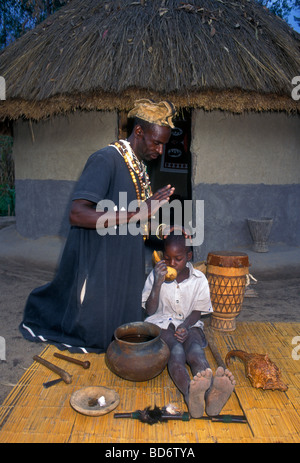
[111,139,152,203]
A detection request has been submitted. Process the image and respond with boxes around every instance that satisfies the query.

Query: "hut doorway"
[118,107,192,202]
[118,108,192,265]
[118,108,192,244]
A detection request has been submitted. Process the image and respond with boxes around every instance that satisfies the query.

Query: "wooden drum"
[206,251,249,332]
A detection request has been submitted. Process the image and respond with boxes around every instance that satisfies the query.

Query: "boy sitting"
[142,233,236,418]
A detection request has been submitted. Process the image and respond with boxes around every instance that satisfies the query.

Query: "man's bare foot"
[188,368,212,418]
[205,366,236,416]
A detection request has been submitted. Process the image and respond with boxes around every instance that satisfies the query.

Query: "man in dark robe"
[19,99,176,353]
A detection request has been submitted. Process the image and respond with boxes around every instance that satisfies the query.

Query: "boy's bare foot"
[188,368,212,418]
[205,366,236,416]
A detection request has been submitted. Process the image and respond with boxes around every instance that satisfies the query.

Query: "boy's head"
[163,233,192,275]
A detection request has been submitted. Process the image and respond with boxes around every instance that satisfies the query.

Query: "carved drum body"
[206,251,249,332]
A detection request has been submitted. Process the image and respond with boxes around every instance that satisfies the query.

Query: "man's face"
[135,124,171,162]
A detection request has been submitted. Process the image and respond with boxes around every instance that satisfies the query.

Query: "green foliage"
[0,0,71,49]
[0,184,15,216]
[294,0,300,26]
[256,0,293,21]
[0,135,14,216]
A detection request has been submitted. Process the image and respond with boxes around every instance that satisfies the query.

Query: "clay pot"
[105,322,170,381]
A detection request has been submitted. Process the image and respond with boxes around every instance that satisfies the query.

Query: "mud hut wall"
[13,111,117,238]
[191,110,300,261]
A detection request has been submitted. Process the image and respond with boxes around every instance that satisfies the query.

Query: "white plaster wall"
[14,110,118,181]
[191,110,300,186]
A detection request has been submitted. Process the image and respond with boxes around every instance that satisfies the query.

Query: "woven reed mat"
[0,322,299,443]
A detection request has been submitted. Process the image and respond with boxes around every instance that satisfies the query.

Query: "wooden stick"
[114,411,247,424]
[54,352,90,369]
[33,355,72,384]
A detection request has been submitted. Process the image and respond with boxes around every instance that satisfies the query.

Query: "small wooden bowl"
[70,386,119,416]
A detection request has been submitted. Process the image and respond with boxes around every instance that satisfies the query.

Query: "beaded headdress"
[128,99,176,129]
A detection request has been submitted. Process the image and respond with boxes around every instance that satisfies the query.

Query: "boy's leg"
[183,328,213,418]
[160,326,191,402]
[205,367,236,416]
[184,328,236,416]
[183,327,210,375]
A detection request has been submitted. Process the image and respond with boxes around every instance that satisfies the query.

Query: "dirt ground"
[1,254,299,406]
[0,258,51,405]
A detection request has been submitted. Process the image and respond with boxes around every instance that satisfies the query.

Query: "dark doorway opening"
[117,108,192,248]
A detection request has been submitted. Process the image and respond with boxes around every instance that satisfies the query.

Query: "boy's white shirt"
[142,262,213,330]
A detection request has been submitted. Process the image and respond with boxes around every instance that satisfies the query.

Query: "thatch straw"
[0,0,299,120]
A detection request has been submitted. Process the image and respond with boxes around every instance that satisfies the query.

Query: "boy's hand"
[154,260,167,285]
[174,327,188,343]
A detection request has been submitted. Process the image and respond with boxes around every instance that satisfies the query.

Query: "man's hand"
[138,185,175,222]
[163,225,192,240]
[70,185,175,230]
[149,184,175,208]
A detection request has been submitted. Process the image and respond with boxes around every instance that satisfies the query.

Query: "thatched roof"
[0,0,299,120]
